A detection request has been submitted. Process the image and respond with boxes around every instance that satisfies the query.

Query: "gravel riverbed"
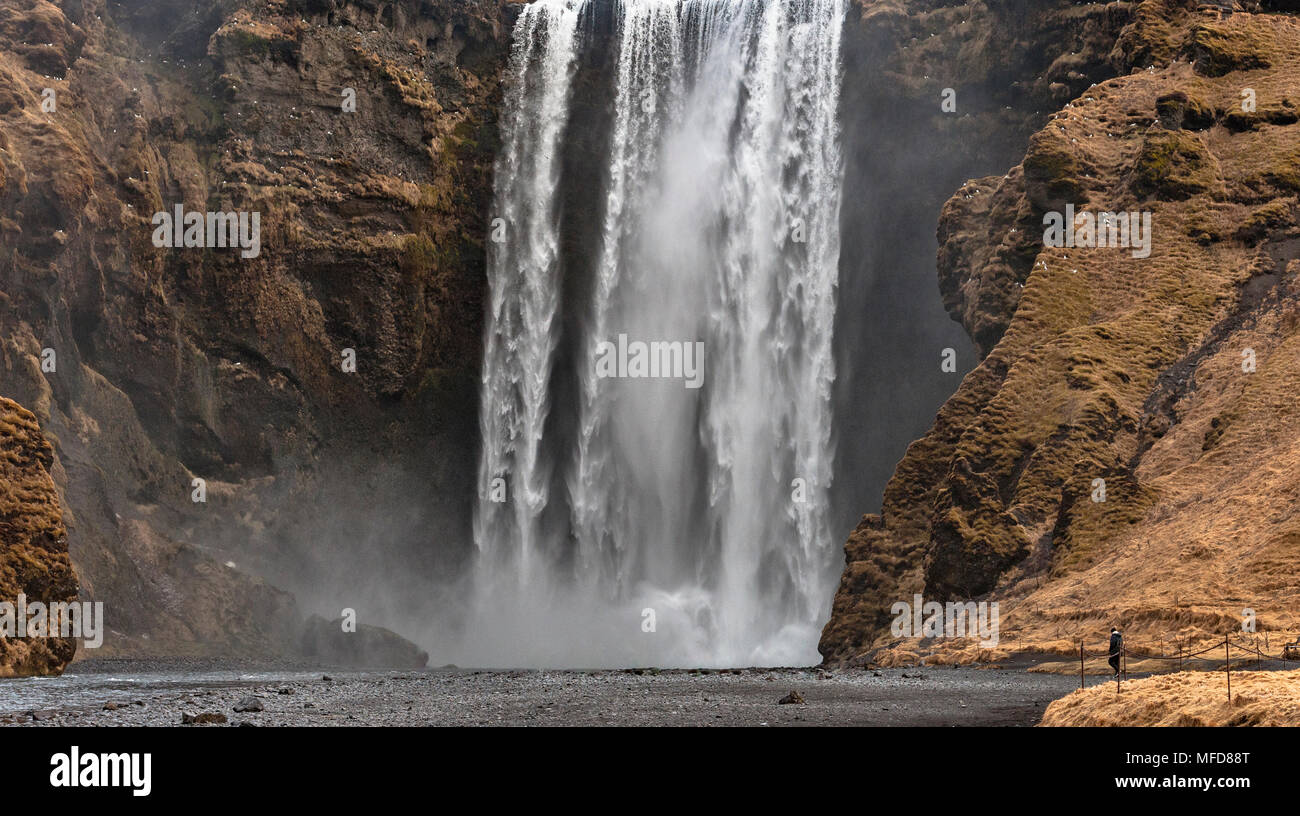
[0,659,1089,726]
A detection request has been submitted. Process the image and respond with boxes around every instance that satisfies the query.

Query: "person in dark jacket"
[1108,628,1123,677]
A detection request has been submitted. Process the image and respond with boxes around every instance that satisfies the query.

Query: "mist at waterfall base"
[455,0,847,669]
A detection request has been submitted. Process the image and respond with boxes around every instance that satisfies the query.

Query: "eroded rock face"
[0,0,519,658]
[0,397,79,676]
[823,0,1300,666]
[831,0,1136,543]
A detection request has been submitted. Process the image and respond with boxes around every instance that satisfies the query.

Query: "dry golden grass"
[0,397,79,676]
[1041,668,1300,726]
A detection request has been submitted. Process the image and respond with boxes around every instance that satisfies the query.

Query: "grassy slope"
[1042,667,1300,726]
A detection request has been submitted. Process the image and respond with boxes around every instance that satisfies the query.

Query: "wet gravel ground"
[0,660,1084,726]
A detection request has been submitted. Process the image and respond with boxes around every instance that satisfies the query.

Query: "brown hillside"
[822,0,1300,667]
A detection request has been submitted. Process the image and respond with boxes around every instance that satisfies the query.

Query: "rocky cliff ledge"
[0,397,78,676]
[0,0,518,658]
[823,0,1300,666]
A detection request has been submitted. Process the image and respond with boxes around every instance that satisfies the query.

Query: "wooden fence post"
[1225,637,1231,704]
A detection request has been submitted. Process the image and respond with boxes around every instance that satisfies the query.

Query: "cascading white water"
[475,0,584,588]
[469,0,846,668]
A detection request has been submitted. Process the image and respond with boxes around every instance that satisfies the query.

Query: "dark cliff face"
[0,0,519,657]
[822,0,1300,666]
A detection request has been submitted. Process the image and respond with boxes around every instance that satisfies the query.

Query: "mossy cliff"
[822,0,1300,666]
[0,0,519,659]
[0,397,78,676]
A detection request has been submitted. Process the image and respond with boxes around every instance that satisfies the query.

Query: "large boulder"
[299,614,429,669]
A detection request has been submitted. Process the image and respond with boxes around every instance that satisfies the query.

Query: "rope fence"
[1076,634,1300,700]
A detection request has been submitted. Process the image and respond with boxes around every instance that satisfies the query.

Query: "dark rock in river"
[299,615,429,669]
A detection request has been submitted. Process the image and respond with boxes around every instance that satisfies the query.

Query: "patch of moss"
[1156,90,1216,130]
[1224,101,1300,131]
[1185,210,1223,245]
[1237,199,1295,241]
[0,397,79,676]
[1268,150,1300,191]
[1119,0,1191,69]
[1131,131,1216,200]
[400,232,460,283]
[400,233,437,278]
[1051,473,1159,575]
[222,27,275,58]
[1190,24,1273,77]
[1023,134,1087,209]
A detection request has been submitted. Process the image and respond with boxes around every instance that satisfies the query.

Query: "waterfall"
[474,0,585,589]
[470,0,846,668]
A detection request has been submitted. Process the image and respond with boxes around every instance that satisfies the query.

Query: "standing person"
[1109,628,1123,678]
